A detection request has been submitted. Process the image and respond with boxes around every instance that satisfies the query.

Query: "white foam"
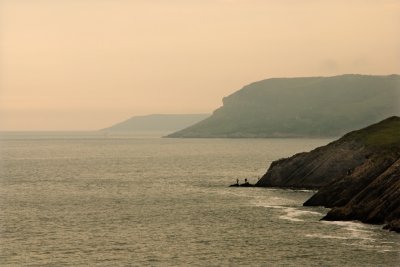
[278,207,324,222]
[321,220,376,241]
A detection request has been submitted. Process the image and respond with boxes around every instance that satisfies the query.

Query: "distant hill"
[167,74,400,138]
[101,114,209,133]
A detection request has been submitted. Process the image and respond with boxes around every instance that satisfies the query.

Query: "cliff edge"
[256,116,400,231]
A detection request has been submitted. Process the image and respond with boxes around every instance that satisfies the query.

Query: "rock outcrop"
[256,116,400,232]
[255,141,371,188]
[315,159,400,232]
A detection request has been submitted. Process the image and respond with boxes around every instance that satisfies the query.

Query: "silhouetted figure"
[230,179,240,187]
[240,178,253,187]
[229,178,254,187]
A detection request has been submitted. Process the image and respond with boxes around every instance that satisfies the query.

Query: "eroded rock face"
[256,116,400,232]
[303,154,398,208]
[255,140,372,188]
[256,116,400,189]
[317,158,400,232]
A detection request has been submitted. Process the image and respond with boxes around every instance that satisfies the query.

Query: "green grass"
[345,116,400,148]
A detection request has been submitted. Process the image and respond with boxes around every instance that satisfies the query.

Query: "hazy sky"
[1,0,399,131]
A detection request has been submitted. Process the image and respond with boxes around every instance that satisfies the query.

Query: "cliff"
[167,74,400,138]
[256,116,400,231]
[315,158,400,232]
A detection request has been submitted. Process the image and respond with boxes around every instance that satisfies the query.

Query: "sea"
[0,132,399,266]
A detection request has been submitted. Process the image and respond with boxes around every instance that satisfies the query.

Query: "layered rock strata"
[256,116,400,232]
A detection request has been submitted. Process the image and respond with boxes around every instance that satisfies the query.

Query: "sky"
[1,0,399,131]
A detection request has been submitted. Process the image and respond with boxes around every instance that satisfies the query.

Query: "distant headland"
[167,74,400,138]
[101,114,209,133]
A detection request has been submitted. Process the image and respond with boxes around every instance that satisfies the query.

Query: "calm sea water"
[0,133,399,266]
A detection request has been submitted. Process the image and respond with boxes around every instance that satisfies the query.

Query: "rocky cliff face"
[308,158,400,232]
[255,140,373,188]
[303,153,398,208]
[256,116,400,232]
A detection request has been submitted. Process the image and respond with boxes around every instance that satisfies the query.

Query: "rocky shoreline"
[255,116,400,232]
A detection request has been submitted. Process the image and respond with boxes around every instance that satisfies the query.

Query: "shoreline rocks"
[229,179,255,187]
[314,158,400,233]
[229,183,255,187]
[255,116,400,232]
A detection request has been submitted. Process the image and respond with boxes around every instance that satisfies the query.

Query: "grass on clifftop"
[344,116,400,149]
